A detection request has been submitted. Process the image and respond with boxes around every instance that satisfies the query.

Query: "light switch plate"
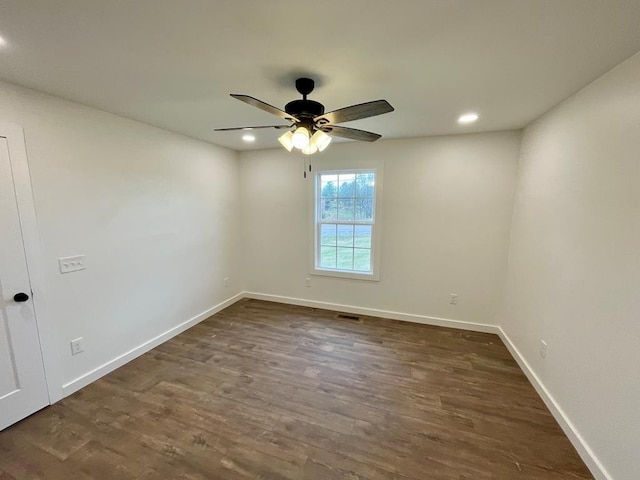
[59,255,86,274]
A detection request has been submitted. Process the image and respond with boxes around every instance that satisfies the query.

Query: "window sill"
[311,268,380,282]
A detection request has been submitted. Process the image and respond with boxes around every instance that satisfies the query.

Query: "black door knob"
[13,292,29,302]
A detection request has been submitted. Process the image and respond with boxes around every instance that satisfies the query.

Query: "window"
[314,169,380,280]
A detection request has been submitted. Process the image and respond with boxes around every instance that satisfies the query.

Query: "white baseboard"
[498,328,611,480]
[243,292,500,334]
[61,292,244,397]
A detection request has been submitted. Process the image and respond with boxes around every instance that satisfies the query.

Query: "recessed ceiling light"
[458,112,479,125]
[242,134,255,142]
[0,36,7,48]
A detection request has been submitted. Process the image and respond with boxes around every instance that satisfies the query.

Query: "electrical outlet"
[540,340,548,359]
[59,255,86,274]
[305,277,311,287]
[224,277,229,287]
[70,337,84,356]
[449,294,458,305]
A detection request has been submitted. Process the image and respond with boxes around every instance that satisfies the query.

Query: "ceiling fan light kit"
[215,77,394,155]
[282,127,332,155]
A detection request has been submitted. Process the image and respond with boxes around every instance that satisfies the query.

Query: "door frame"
[2,122,63,404]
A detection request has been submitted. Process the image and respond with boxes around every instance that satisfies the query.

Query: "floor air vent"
[337,313,360,321]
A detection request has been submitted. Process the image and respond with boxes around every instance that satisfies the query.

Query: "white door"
[0,134,49,430]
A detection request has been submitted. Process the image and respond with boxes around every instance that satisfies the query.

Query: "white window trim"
[310,167,383,281]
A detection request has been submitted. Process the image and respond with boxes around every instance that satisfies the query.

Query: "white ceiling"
[1,1,639,151]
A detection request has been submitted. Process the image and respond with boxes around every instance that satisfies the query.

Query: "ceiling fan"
[214,78,394,154]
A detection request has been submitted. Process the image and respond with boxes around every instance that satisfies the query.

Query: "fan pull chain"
[301,155,312,179]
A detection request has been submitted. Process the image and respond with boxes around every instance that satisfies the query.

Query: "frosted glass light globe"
[291,127,310,149]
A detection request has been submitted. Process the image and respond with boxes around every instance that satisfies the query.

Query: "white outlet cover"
[59,255,86,274]
[70,337,84,355]
[540,340,548,359]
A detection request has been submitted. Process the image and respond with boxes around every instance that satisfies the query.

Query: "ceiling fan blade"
[230,94,298,122]
[214,125,291,132]
[315,100,394,125]
[321,125,382,142]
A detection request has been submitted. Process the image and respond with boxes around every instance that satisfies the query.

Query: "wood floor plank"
[0,299,593,479]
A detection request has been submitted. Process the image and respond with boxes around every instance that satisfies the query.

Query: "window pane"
[337,225,354,247]
[337,247,354,270]
[321,224,337,246]
[354,225,372,248]
[321,198,337,220]
[338,174,355,198]
[337,199,355,220]
[355,198,374,221]
[320,246,337,268]
[353,248,371,271]
[320,174,337,184]
[321,180,338,198]
[356,173,375,198]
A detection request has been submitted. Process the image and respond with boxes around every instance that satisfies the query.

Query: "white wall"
[0,80,242,399]
[240,132,520,328]
[500,52,640,480]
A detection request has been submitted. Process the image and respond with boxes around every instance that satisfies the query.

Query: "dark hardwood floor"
[0,299,592,479]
